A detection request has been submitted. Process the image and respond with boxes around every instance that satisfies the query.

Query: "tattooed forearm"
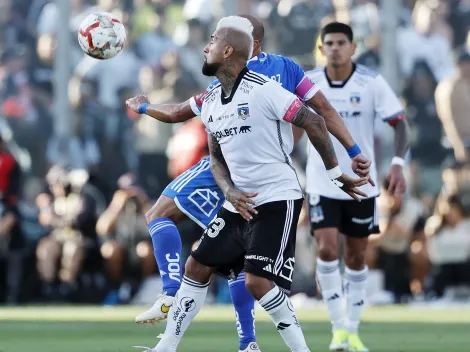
[292,105,339,170]
[392,119,410,158]
[208,135,234,194]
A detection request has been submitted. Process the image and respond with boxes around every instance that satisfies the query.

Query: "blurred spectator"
[36,166,98,301]
[397,0,455,81]
[404,62,447,197]
[349,0,380,57]
[435,50,470,162]
[448,0,470,48]
[268,0,333,60]
[166,118,208,179]
[426,189,470,298]
[135,13,176,67]
[368,178,426,303]
[0,136,23,304]
[96,173,154,304]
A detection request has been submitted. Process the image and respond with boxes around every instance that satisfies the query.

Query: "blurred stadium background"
[1,0,470,350]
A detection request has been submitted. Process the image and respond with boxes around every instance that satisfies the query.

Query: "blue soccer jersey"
[163,52,319,228]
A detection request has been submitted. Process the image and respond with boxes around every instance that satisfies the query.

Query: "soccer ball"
[78,12,126,60]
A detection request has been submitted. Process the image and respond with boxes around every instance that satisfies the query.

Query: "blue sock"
[148,218,182,297]
[229,272,256,350]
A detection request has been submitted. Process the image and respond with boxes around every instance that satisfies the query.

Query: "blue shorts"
[162,157,225,229]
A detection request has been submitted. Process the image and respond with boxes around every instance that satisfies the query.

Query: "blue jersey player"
[126,15,372,352]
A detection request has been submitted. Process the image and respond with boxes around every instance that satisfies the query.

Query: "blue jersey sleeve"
[283,57,319,101]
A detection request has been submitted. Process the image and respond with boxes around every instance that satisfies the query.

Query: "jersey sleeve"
[254,80,304,123]
[285,58,319,101]
[189,79,219,116]
[374,74,405,125]
[189,90,206,116]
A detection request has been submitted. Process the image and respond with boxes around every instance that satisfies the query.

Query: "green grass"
[0,305,469,352]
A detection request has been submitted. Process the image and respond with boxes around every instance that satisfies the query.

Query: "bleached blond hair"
[216,16,254,59]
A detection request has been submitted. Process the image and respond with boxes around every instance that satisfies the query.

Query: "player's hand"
[225,187,258,221]
[333,174,369,201]
[387,165,406,197]
[351,154,375,186]
[126,94,150,113]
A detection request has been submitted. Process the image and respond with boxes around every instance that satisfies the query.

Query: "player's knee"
[145,195,185,224]
[317,243,338,262]
[244,273,273,301]
[315,229,339,262]
[184,256,212,283]
[345,249,366,270]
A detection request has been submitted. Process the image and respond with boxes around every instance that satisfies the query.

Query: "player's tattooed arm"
[126,95,195,123]
[291,105,339,170]
[209,135,258,221]
[208,135,234,195]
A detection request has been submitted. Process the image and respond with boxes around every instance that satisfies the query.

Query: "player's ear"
[318,44,325,56]
[351,42,357,56]
[224,45,234,58]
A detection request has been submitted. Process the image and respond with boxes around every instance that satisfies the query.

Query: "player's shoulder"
[244,69,270,86]
[355,64,379,79]
[206,78,221,91]
[202,80,222,105]
[305,66,326,80]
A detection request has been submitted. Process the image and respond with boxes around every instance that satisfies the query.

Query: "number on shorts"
[206,218,225,238]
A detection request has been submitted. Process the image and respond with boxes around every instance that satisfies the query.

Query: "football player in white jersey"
[149,16,369,352]
[306,23,410,352]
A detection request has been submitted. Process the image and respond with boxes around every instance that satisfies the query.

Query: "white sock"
[156,276,210,351]
[344,266,368,334]
[316,258,345,332]
[259,286,310,352]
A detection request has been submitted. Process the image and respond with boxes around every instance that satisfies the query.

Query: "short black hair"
[240,14,265,43]
[321,22,353,43]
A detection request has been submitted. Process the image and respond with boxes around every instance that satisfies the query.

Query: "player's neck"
[326,61,354,82]
[251,48,262,58]
[217,60,246,97]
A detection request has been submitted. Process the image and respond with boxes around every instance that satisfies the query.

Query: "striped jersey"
[305,64,405,199]
[200,67,304,210]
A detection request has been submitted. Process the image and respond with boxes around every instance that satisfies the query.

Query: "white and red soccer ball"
[78,12,126,60]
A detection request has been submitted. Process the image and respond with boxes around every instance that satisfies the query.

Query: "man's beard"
[202,61,220,76]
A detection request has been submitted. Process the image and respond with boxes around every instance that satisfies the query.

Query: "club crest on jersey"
[310,205,324,223]
[350,93,361,105]
[237,105,250,120]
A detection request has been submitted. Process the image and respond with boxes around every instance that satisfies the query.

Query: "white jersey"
[306,64,404,200]
[201,68,304,211]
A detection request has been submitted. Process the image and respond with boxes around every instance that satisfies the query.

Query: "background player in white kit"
[150,16,369,352]
[306,23,411,352]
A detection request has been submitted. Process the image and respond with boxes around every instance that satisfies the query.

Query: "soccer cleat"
[135,294,175,324]
[239,342,261,352]
[347,334,369,352]
[329,328,349,351]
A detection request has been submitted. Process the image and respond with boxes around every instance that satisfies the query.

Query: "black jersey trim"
[243,77,266,86]
[324,63,356,89]
[276,121,302,188]
[221,67,248,105]
[246,71,267,83]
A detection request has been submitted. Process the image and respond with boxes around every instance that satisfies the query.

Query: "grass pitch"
[0,305,469,352]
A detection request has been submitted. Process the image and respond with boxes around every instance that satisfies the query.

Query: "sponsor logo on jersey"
[239,125,251,133]
[212,126,252,140]
[245,254,274,262]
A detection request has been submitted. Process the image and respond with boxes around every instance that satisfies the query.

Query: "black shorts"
[191,198,303,293]
[308,195,379,238]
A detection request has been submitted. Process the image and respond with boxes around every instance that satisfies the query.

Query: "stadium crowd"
[1,0,470,306]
